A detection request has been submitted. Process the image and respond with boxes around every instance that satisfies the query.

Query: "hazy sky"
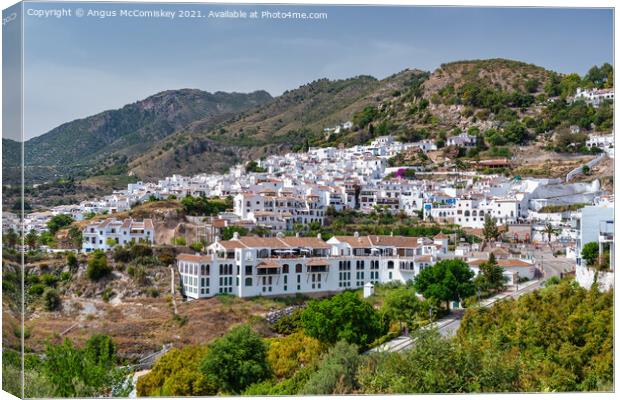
[18,3,614,140]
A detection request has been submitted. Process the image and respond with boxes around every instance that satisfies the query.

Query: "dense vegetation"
[134,278,611,396]
[2,335,131,398]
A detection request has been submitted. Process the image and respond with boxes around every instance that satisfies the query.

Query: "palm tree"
[542,223,560,244]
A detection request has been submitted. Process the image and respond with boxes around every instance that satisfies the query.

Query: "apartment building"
[82,218,155,252]
[424,195,524,228]
[176,232,447,299]
[574,87,614,107]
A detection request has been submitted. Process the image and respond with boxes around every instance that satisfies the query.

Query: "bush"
[29,283,46,296]
[43,288,61,311]
[200,324,271,394]
[137,346,215,396]
[86,251,111,281]
[67,253,78,270]
[301,291,387,350]
[271,308,304,335]
[41,273,59,287]
[267,332,324,379]
[102,288,114,303]
[300,341,360,395]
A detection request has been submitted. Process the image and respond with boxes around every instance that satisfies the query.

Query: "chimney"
[214,235,220,243]
[296,232,300,238]
[354,231,359,238]
[317,233,322,240]
[233,232,240,240]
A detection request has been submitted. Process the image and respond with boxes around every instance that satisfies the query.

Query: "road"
[371,279,543,353]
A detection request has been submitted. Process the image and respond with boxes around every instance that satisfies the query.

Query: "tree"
[86,250,111,281]
[542,223,560,243]
[105,237,118,248]
[67,253,79,271]
[25,229,38,249]
[200,324,270,394]
[300,341,360,395]
[43,288,61,311]
[482,215,500,242]
[245,161,267,173]
[68,226,83,248]
[582,165,590,176]
[413,259,475,310]
[581,242,599,267]
[138,345,215,396]
[301,291,387,349]
[4,228,18,249]
[42,335,128,397]
[47,214,74,234]
[221,226,249,240]
[382,286,424,330]
[478,253,506,294]
[189,242,204,252]
[267,332,324,379]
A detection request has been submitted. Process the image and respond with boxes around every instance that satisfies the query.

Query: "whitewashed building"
[176,233,447,299]
[82,218,155,252]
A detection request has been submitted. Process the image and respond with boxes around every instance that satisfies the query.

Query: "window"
[245,277,252,286]
[245,265,253,275]
[296,264,303,273]
[282,264,289,274]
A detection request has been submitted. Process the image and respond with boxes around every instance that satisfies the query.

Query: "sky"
[13,2,615,140]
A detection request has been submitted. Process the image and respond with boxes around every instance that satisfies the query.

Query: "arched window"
[388,261,394,269]
[245,277,252,286]
[464,210,470,217]
[282,264,289,274]
[472,210,477,216]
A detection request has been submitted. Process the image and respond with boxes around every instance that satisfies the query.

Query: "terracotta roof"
[177,254,212,263]
[256,260,281,269]
[281,236,331,249]
[237,237,291,248]
[434,233,449,239]
[497,259,533,268]
[306,259,330,266]
[217,240,247,250]
[333,235,373,249]
[415,255,433,262]
[369,235,420,248]
[212,219,228,228]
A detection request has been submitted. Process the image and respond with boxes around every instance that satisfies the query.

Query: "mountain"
[7,58,611,189]
[128,71,429,179]
[5,89,273,183]
[128,59,559,179]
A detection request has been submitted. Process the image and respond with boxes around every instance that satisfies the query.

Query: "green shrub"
[43,288,61,311]
[86,250,111,281]
[29,283,46,296]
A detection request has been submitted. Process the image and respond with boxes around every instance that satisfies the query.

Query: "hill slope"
[129,71,429,179]
[9,89,272,183]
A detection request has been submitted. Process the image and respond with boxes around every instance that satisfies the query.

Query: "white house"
[574,87,614,107]
[447,133,477,148]
[82,218,155,252]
